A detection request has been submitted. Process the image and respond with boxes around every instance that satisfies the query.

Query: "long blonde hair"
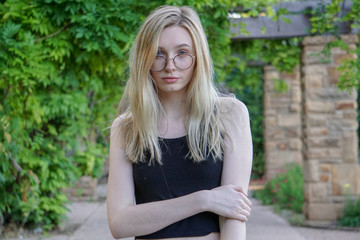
[117,5,223,164]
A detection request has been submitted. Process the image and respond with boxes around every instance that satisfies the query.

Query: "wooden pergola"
[230,0,357,40]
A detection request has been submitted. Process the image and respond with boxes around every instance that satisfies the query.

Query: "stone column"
[301,35,359,221]
[263,66,303,179]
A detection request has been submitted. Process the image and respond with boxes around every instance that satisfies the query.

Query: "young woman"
[107,5,253,240]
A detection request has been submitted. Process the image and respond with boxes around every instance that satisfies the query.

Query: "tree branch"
[35,22,72,43]
[10,154,22,173]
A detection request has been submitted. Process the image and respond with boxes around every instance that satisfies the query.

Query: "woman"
[107,5,253,240]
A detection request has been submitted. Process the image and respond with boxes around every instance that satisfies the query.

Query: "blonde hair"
[117,5,223,164]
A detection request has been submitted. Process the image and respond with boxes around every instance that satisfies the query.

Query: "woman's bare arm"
[219,98,253,240]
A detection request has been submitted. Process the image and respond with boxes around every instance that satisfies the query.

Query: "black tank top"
[133,136,223,239]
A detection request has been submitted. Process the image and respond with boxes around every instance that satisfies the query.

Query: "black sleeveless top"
[132,136,223,239]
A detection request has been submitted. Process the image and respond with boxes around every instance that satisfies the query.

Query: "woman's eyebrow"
[158,43,192,50]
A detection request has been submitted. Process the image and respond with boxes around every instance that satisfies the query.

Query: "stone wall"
[301,35,359,221]
[263,34,359,221]
[263,66,303,179]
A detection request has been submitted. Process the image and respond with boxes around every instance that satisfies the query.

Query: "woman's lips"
[162,77,179,84]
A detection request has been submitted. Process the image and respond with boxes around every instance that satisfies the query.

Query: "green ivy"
[0,0,288,230]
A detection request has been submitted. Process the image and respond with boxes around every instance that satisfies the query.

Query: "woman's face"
[150,25,195,97]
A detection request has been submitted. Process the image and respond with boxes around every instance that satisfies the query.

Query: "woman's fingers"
[230,185,252,208]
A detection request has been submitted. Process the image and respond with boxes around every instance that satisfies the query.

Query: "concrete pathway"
[3,185,359,240]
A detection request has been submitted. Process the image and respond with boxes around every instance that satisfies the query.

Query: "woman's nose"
[164,57,176,71]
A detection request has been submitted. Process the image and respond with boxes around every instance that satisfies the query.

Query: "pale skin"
[107,26,253,240]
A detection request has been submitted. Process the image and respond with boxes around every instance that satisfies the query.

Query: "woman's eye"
[178,50,188,55]
[156,50,164,56]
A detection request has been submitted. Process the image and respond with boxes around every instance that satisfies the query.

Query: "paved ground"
[3,184,359,240]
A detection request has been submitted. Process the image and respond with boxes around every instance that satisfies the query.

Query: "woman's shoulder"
[218,96,249,118]
[110,114,130,147]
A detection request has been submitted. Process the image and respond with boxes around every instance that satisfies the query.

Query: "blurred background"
[0,0,359,237]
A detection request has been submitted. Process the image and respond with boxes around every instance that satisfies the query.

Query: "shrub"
[254,164,304,213]
[338,195,360,227]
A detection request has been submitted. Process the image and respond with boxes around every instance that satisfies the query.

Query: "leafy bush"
[254,164,304,213]
[338,195,360,227]
[0,0,287,231]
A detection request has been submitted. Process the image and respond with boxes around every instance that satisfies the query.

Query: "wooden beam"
[230,0,357,40]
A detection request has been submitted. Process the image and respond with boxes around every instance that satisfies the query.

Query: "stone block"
[267,151,302,168]
[303,74,324,88]
[332,164,359,195]
[280,68,299,80]
[334,53,354,65]
[302,65,327,76]
[263,93,271,108]
[264,69,280,80]
[308,137,340,148]
[340,34,359,44]
[327,148,342,160]
[277,114,301,127]
[304,182,329,202]
[291,86,302,103]
[304,203,337,220]
[305,127,329,137]
[328,66,341,85]
[328,118,358,131]
[302,35,358,47]
[336,100,356,110]
[343,132,358,163]
[277,142,288,150]
[264,140,277,151]
[305,101,335,113]
[290,103,301,112]
[305,115,327,127]
[343,110,358,120]
[265,129,283,139]
[306,88,351,99]
[319,164,331,173]
[302,45,328,64]
[304,149,324,160]
[303,160,319,182]
[320,174,330,182]
[285,128,301,138]
[264,115,277,127]
[289,139,302,150]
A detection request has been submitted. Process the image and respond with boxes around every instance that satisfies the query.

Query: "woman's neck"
[158,92,188,138]
[159,92,187,120]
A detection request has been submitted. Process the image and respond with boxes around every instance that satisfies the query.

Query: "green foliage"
[0,0,287,230]
[2,0,360,231]
[225,65,264,179]
[227,38,300,179]
[308,0,360,90]
[338,195,360,227]
[0,0,132,229]
[309,0,342,35]
[254,164,304,213]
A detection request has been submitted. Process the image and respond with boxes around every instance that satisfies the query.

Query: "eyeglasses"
[151,53,195,72]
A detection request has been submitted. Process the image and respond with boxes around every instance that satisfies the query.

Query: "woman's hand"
[205,185,252,222]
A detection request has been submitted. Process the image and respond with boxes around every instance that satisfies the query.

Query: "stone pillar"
[263,66,303,179]
[301,35,359,221]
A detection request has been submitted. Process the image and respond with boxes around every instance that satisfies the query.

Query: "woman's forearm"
[220,217,246,240]
[108,190,208,239]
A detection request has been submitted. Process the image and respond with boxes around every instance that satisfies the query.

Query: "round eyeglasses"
[151,53,195,72]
